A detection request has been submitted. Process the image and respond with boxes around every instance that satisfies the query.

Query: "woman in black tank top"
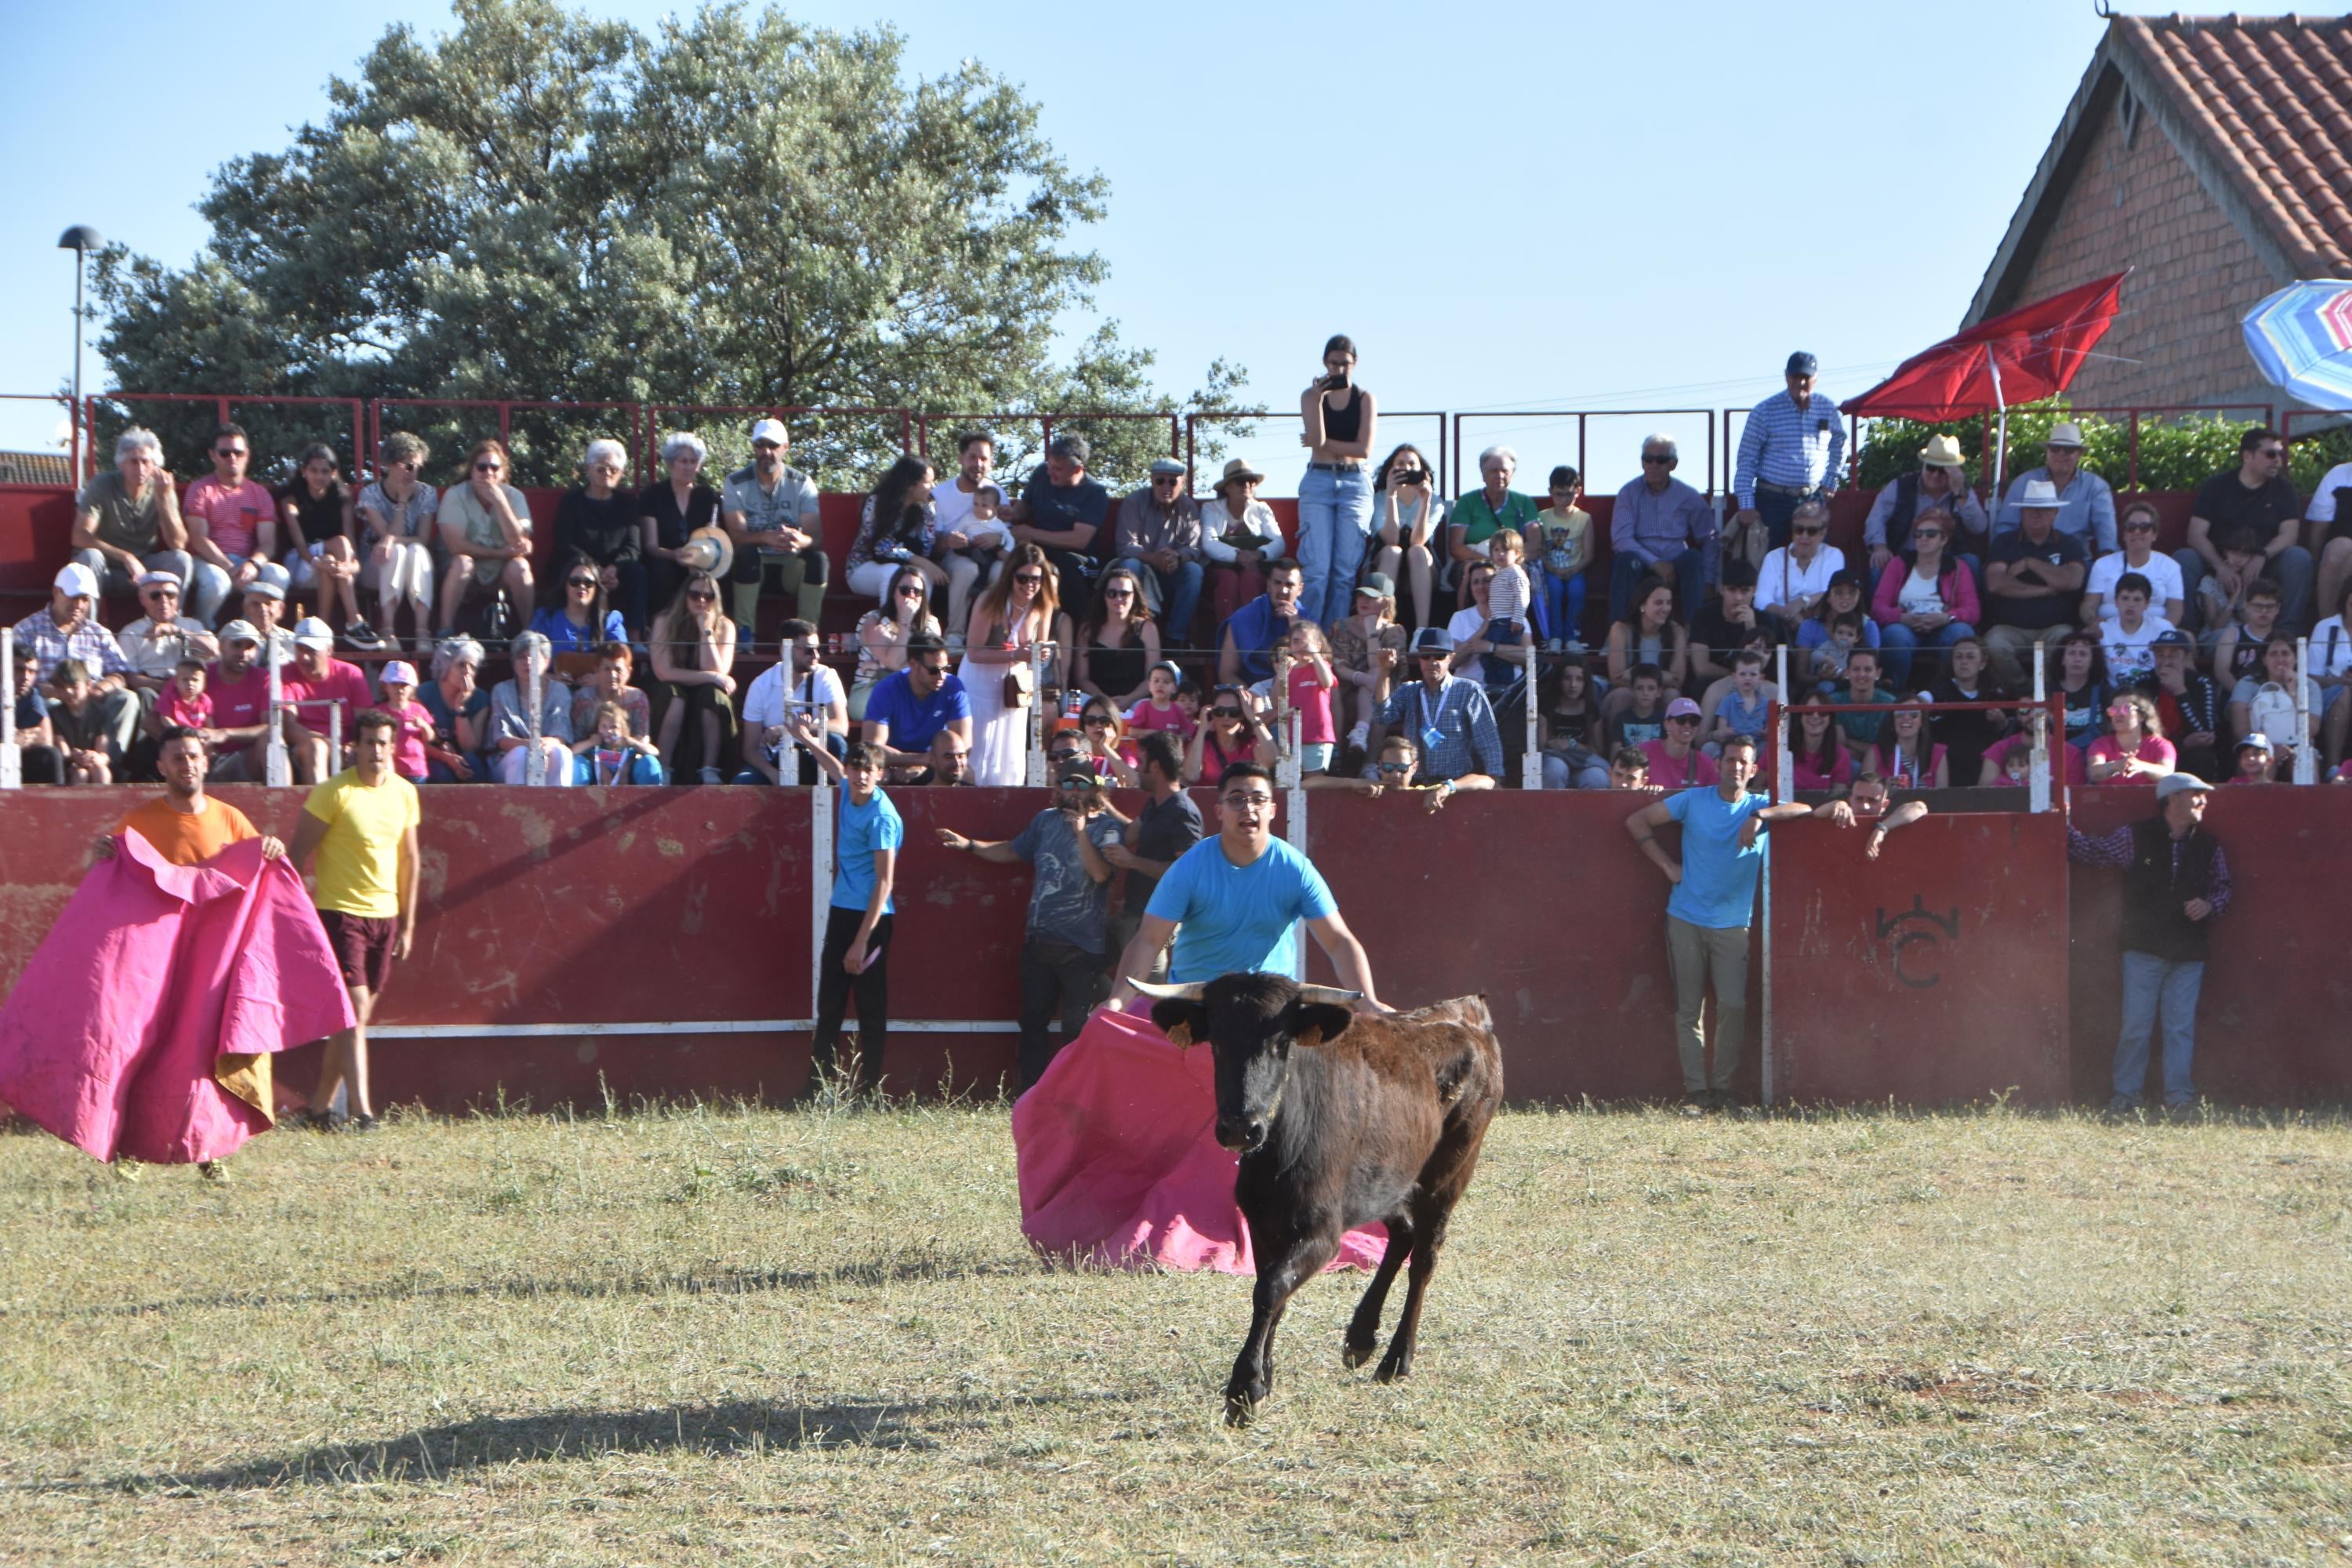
[1296,333,1379,628]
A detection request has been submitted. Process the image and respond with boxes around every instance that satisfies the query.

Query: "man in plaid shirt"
[1733,352,1847,554]
[10,563,140,760]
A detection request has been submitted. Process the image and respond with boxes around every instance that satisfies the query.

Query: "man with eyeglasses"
[1328,733,1452,815]
[2180,426,2315,633]
[1105,760,1388,1015]
[1610,435,1715,620]
[1732,352,1846,555]
[118,569,220,696]
[1641,699,1720,790]
[861,633,971,773]
[1371,627,1501,795]
[1756,502,1848,636]
[1216,557,1305,688]
[1113,458,1205,646]
[720,418,829,634]
[940,760,1131,1091]
[739,618,849,784]
[180,422,276,604]
[12,563,142,761]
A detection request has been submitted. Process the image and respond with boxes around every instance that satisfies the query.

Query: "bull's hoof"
[1341,1335,1379,1369]
[1223,1391,1259,1426]
[1372,1352,1412,1385]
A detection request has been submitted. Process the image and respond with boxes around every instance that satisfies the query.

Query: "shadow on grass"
[45,1388,1132,1494]
[22,1251,1035,1322]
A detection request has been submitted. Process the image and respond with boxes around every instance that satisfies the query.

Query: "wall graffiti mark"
[1875,895,1962,989]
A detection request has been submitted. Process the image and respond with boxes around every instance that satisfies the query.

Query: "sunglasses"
[2258,448,2285,460]
[1912,530,1944,542]
[1377,760,1412,775]
[142,586,180,597]
[1793,525,1826,536]
[916,662,949,676]
[474,461,503,473]
[568,577,598,589]
[1642,454,1675,465]
[1050,751,1083,764]
[214,447,247,459]
[897,584,925,595]
[1210,706,1243,718]
[1102,586,1134,597]
[1669,714,1700,724]
[1083,716,1112,727]
[1014,572,1045,586]
[2124,521,2157,531]
[753,440,783,452]
[685,590,717,601]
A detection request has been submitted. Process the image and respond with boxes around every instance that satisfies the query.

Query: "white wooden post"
[524,655,547,787]
[1276,706,1301,789]
[2030,656,2051,814]
[1773,644,1793,799]
[1024,640,1048,788]
[2296,637,2316,784]
[810,768,833,1020]
[264,642,291,787]
[1519,638,1542,791]
[328,702,342,777]
[0,633,19,789]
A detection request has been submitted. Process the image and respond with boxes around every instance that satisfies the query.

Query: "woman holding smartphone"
[1296,334,1377,628]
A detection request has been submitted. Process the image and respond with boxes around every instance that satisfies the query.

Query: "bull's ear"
[1286,1001,1355,1051]
[1149,1000,1209,1051]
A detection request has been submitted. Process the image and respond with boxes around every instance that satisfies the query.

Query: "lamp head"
[57,226,103,253]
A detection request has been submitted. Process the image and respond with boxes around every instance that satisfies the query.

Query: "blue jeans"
[1754,488,1814,552]
[2174,545,2315,633]
[576,752,666,786]
[1610,548,1707,623]
[1876,619,1975,689]
[1541,750,1610,789]
[1132,557,1204,648]
[1538,569,1588,645]
[2113,950,2204,1109]
[1295,465,1373,627]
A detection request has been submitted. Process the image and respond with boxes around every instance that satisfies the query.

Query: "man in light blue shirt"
[1624,735,1853,1110]
[1732,352,1847,552]
[1107,761,1387,1011]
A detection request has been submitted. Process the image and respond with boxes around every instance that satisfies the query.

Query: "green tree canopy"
[93,0,1244,488]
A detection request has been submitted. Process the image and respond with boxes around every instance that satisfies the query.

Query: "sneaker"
[1678,1092,1710,1117]
[343,620,383,650]
[1346,720,1371,752]
[699,766,724,786]
[1544,637,1565,654]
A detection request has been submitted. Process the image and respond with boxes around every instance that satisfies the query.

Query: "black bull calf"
[1135,972,1504,1423]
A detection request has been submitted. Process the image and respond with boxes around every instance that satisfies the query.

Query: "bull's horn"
[1127,979,1207,1001]
[1296,985,1362,1005]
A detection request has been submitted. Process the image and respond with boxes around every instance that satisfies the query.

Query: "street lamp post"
[57,225,101,479]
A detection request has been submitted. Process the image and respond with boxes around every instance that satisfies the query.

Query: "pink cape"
[1012,1006,1386,1274]
[0,831,357,1165]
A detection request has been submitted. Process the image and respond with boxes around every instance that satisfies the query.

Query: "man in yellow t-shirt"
[288,710,419,1131]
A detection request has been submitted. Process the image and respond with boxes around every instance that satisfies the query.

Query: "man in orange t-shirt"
[97,727,285,869]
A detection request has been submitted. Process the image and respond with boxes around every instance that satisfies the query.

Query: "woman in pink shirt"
[2085,691,2176,785]
[1870,509,1980,690]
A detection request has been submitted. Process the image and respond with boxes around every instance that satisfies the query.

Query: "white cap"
[749,417,789,447]
[379,659,419,687]
[292,615,336,651]
[218,619,262,646]
[53,562,99,598]
[242,576,285,602]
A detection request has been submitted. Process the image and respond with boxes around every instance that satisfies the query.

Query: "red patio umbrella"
[1842,270,2129,493]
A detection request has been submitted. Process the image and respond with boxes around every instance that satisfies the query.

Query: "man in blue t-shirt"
[786,724,906,1099]
[1624,734,1853,1111]
[860,635,971,773]
[1105,760,1388,1012]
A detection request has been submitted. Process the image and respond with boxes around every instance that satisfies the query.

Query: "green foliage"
[1855,397,2351,495]
[90,0,1241,492]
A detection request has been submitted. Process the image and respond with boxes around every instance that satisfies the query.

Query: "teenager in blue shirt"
[1624,734,1853,1111]
[788,718,903,1099]
[1106,762,1386,1011]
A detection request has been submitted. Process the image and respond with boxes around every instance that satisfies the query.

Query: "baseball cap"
[2151,628,2194,649]
[749,417,789,446]
[380,660,419,687]
[1356,572,1396,599]
[292,615,336,651]
[1148,457,1186,477]
[1056,764,1102,789]
[136,568,181,588]
[1149,659,1183,682]
[1410,626,1454,655]
[2235,734,2273,754]
[218,619,262,647]
[1785,351,1819,376]
[53,562,99,598]
[1665,697,1703,718]
[2154,772,2214,801]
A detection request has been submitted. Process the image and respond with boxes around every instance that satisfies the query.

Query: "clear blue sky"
[0,0,2120,495]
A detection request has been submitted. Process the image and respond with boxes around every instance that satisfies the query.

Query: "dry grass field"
[2,1098,2348,1566]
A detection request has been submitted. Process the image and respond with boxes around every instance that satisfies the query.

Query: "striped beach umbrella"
[2242,280,2352,410]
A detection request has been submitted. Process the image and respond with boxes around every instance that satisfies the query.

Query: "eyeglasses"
[1014,572,1045,586]
[1377,761,1412,775]
[1224,793,1274,808]
[1793,525,1826,536]
[1642,454,1675,465]
[141,586,179,597]
[568,576,598,589]
[2257,447,2285,460]
[213,446,246,459]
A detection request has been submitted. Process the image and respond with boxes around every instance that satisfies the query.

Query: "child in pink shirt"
[155,658,213,734]
[1276,621,1338,774]
[1124,660,1195,740]
[370,659,437,783]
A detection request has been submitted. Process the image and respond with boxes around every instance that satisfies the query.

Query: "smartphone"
[1326,369,1351,390]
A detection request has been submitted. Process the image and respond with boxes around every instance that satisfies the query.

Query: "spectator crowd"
[16,345,2352,797]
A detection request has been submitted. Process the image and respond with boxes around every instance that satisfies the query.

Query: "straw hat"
[1214,457,1266,493]
[677,525,735,579]
[1919,434,1966,470]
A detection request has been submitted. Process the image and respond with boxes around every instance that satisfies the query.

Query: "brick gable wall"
[2008,93,2281,413]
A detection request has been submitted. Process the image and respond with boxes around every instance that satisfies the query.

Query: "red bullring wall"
[0,784,2346,1110]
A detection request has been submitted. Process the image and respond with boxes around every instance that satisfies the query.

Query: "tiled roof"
[0,451,73,486]
[2114,13,2352,276]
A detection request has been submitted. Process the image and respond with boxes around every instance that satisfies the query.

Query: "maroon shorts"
[318,909,397,993]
